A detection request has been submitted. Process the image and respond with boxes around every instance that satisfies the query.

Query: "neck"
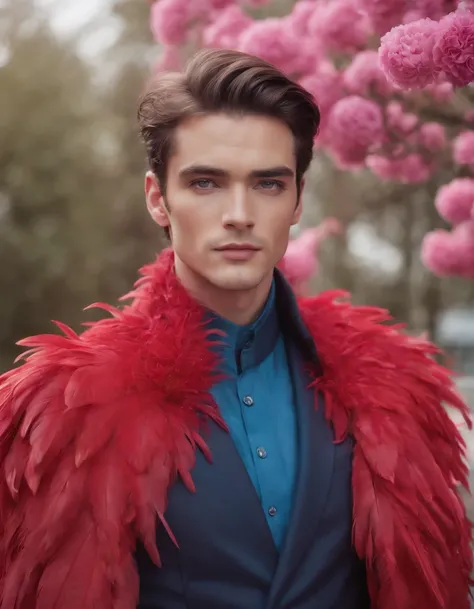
[174,256,273,326]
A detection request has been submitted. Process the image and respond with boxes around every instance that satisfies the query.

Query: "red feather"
[0,248,471,609]
[300,290,473,609]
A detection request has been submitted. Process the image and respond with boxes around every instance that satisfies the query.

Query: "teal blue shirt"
[208,283,298,550]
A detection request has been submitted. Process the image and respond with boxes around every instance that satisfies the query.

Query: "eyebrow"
[178,164,295,180]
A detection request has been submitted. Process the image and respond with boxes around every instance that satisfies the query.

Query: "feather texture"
[300,290,473,609]
[0,249,471,609]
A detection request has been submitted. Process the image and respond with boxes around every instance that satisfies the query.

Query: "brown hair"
[137,48,320,197]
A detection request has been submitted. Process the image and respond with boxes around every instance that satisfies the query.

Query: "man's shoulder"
[298,289,470,440]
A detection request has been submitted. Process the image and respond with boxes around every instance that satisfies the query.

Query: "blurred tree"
[99,0,166,296]
[0,0,116,368]
[0,0,166,370]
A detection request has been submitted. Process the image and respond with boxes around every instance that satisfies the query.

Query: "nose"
[222,187,255,231]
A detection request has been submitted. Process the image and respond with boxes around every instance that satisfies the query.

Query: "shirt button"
[268,506,277,517]
[256,447,267,459]
[242,395,254,407]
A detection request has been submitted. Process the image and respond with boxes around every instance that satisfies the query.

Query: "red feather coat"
[0,248,472,609]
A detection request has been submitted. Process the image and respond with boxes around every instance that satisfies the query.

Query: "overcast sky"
[36,0,119,59]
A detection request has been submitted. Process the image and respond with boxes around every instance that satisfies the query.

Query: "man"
[0,49,471,609]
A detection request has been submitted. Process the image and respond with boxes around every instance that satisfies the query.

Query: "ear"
[145,171,170,228]
[291,177,305,226]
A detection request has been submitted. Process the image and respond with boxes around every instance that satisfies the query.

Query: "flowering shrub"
[149,0,474,278]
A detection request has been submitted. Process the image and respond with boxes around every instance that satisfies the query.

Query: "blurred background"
[0,0,473,389]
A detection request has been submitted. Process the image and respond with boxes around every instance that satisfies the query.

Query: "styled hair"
[137,48,320,195]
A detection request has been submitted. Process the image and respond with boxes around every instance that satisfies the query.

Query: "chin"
[206,266,268,292]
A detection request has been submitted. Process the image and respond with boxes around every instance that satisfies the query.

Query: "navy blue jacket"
[136,271,370,609]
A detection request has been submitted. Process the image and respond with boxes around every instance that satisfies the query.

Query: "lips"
[214,244,261,261]
[215,244,260,251]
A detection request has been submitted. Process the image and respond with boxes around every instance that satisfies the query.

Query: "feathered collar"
[1,247,472,609]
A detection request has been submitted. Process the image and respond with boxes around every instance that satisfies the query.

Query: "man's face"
[146,113,302,292]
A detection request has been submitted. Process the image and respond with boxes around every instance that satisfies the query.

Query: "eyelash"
[190,179,286,192]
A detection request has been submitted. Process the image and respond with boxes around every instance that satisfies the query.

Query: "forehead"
[169,113,296,175]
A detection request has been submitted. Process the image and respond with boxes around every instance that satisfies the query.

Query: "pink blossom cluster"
[379,9,474,89]
[203,5,251,48]
[308,0,371,53]
[150,0,190,46]
[435,178,474,223]
[422,221,474,276]
[453,130,474,168]
[385,101,419,135]
[279,219,343,295]
[355,0,409,35]
[366,153,434,183]
[423,179,474,276]
[238,18,303,75]
[418,122,447,151]
[325,96,385,168]
[343,51,394,96]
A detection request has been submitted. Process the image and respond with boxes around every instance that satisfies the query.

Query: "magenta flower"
[343,50,394,96]
[419,122,447,151]
[279,219,343,295]
[287,0,316,37]
[238,18,300,74]
[453,130,474,167]
[435,178,474,224]
[433,10,474,86]
[308,0,371,53]
[422,221,474,277]
[379,18,439,89]
[355,0,408,35]
[326,96,385,168]
[203,5,251,48]
[150,0,189,46]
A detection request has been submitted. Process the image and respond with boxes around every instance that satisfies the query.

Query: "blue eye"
[258,180,285,191]
[191,179,215,189]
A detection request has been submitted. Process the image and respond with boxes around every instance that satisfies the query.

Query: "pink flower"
[386,101,419,134]
[287,0,316,37]
[207,0,235,8]
[422,221,474,277]
[279,219,343,294]
[453,130,474,167]
[394,153,433,182]
[366,153,433,182]
[366,155,401,179]
[379,18,439,89]
[435,178,474,224]
[308,0,371,53]
[299,62,343,115]
[327,96,385,168]
[300,62,344,146]
[203,5,251,48]
[150,0,190,46]
[432,10,474,87]
[403,0,444,21]
[424,80,455,101]
[355,0,408,35]
[238,18,300,75]
[419,122,447,151]
[343,50,394,96]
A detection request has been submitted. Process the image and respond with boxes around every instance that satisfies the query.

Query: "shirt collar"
[207,280,280,375]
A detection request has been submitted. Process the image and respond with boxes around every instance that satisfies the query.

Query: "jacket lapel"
[267,278,336,608]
